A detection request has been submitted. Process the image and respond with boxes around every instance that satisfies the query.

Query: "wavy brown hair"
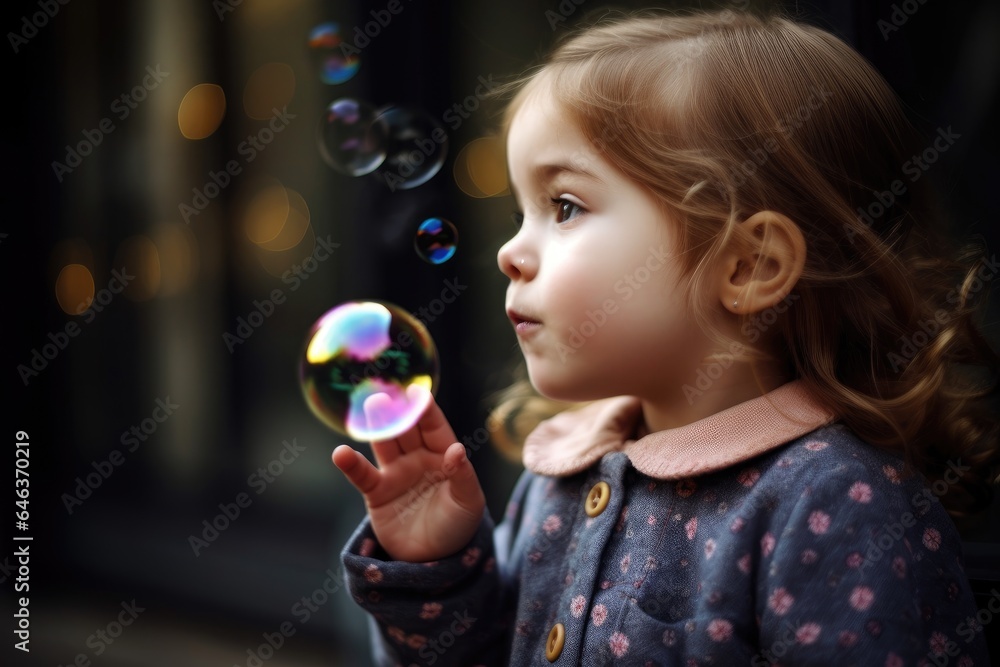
[488,7,1000,526]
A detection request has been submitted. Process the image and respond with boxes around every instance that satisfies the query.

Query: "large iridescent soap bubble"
[299,301,438,441]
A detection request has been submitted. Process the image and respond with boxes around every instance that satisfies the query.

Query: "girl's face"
[498,93,714,404]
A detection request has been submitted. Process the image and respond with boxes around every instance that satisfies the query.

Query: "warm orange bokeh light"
[178,84,227,140]
[55,263,95,315]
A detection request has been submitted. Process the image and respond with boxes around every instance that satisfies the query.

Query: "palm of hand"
[333,388,486,562]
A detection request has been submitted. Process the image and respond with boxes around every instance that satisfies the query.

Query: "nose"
[497,233,535,281]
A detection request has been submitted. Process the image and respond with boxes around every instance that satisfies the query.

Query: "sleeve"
[340,469,535,667]
[753,456,990,667]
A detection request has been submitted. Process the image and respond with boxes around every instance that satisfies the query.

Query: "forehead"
[506,83,602,178]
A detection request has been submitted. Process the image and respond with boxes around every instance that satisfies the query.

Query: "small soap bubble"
[414,217,458,264]
[320,56,361,85]
[307,23,360,84]
[299,301,439,441]
[373,106,448,190]
[318,98,387,176]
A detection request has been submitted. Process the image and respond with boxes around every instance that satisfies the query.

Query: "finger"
[363,393,403,466]
[413,386,460,454]
[441,442,485,513]
[332,445,382,496]
[394,384,436,454]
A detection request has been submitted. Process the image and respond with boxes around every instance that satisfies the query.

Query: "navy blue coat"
[342,382,989,666]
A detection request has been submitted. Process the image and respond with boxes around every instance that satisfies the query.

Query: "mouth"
[507,308,542,336]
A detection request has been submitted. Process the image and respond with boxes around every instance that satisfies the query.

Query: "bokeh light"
[243,62,296,120]
[299,301,439,441]
[243,185,312,252]
[414,217,458,264]
[453,135,508,198]
[115,235,161,301]
[55,264,95,315]
[252,226,317,279]
[178,83,227,139]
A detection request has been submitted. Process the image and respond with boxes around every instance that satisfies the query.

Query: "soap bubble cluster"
[316,98,448,190]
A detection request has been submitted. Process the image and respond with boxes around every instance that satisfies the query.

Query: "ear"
[717,211,806,314]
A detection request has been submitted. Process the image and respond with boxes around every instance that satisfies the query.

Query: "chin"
[527,368,610,403]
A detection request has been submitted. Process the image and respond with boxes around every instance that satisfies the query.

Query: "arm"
[333,388,533,666]
[341,508,512,666]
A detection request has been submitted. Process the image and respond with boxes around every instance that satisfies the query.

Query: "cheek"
[601,275,698,349]
[546,249,636,309]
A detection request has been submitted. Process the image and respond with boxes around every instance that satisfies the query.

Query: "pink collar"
[522,381,836,479]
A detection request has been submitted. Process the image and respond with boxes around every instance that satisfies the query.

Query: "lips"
[507,307,542,336]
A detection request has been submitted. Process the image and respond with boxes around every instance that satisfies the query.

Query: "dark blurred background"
[3,0,999,665]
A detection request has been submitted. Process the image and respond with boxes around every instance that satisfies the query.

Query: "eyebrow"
[509,162,603,206]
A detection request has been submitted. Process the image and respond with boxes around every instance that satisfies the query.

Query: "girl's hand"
[331,386,486,563]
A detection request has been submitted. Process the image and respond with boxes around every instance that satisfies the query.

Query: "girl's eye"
[511,211,524,228]
[554,198,584,223]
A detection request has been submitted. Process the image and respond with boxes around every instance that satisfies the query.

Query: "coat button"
[585,481,611,517]
[545,622,565,661]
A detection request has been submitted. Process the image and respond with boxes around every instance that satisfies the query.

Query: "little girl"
[332,8,998,665]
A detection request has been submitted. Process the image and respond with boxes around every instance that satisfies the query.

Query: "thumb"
[441,442,484,512]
